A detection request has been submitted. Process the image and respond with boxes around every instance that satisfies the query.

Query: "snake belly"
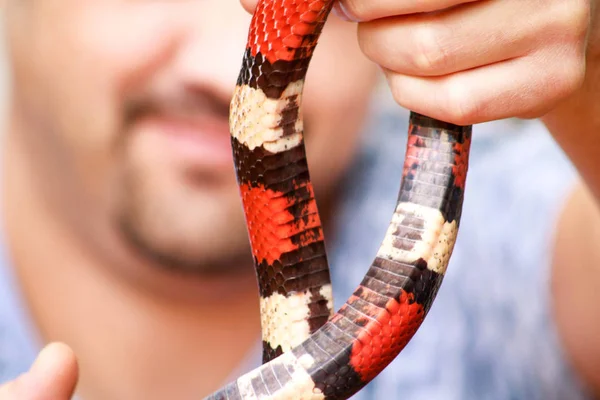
[205,1,473,399]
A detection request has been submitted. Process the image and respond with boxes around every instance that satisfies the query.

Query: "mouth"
[124,91,235,177]
[141,112,233,169]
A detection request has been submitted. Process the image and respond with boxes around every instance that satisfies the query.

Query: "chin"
[120,186,248,265]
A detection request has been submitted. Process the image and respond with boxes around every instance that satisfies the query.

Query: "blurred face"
[4,0,378,276]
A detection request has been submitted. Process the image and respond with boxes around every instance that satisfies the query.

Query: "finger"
[0,374,28,398]
[335,0,478,22]
[27,342,79,399]
[0,343,79,400]
[240,0,258,14]
[384,46,586,125]
[0,343,78,399]
[358,0,542,78]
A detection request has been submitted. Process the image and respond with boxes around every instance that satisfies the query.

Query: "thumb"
[26,342,79,399]
[240,1,343,17]
[240,0,258,14]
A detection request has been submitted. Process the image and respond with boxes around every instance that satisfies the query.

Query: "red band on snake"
[205,1,472,399]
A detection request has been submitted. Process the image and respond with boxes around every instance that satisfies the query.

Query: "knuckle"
[554,58,586,99]
[569,59,586,88]
[551,0,590,40]
[411,23,449,74]
[387,73,408,107]
[440,79,477,126]
[356,24,380,63]
[569,0,590,36]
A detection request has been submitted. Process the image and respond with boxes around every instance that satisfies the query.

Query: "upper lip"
[124,87,231,130]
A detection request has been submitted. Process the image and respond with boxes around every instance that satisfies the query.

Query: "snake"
[205,1,472,399]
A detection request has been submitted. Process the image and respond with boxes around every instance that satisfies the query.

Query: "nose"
[173,1,253,100]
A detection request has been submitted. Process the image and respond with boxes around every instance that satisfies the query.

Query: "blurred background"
[0,16,9,133]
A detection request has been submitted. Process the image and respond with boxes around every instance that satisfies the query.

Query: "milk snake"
[205,1,472,398]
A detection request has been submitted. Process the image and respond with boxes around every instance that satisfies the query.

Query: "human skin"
[2,0,600,398]
[0,0,377,398]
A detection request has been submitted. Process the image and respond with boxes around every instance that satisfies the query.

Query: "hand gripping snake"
[205,1,472,399]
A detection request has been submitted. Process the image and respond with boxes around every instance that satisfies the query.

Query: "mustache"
[123,87,231,126]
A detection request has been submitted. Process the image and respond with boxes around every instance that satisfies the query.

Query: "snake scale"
[205,1,473,398]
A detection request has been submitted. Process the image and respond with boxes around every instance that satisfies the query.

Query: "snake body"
[205,1,472,398]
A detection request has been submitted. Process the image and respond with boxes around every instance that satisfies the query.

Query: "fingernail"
[332,1,359,22]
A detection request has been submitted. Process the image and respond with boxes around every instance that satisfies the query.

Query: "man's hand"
[0,343,79,399]
[241,0,596,126]
[342,0,596,125]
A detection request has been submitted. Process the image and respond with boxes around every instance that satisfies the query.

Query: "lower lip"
[138,115,234,169]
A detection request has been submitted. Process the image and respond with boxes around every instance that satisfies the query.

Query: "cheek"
[14,3,186,202]
[54,4,184,146]
[300,20,379,190]
[304,21,377,109]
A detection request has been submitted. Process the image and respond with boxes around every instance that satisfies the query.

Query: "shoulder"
[552,178,600,396]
